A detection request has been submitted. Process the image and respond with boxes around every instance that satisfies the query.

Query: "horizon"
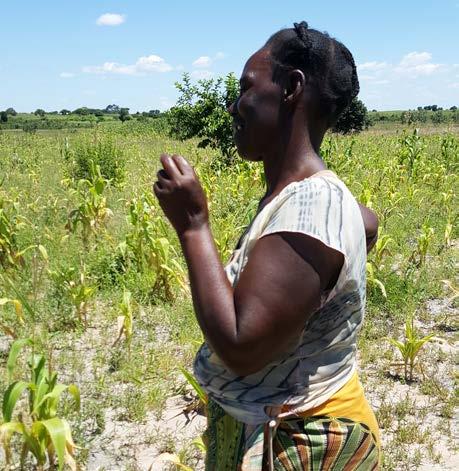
[2,0,458,113]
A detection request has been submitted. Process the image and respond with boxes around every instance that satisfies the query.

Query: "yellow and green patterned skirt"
[203,373,380,470]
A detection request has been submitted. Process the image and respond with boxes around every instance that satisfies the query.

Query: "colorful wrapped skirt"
[202,373,380,470]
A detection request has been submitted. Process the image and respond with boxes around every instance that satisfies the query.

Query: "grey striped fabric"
[194,171,367,426]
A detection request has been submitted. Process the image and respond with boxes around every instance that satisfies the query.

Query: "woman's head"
[265,21,359,128]
[228,21,359,160]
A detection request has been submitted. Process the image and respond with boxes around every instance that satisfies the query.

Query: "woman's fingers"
[153,181,165,197]
[172,154,193,175]
[156,169,172,189]
[160,153,182,178]
[155,153,198,199]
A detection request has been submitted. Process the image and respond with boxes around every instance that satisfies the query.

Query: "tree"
[34,109,46,117]
[6,107,17,116]
[119,108,130,122]
[332,98,371,134]
[73,107,90,115]
[148,109,160,117]
[449,106,457,111]
[168,72,239,163]
[60,109,71,115]
[0,111,8,123]
[105,104,120,114]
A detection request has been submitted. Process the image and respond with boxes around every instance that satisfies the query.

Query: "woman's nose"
[227,98,238,115]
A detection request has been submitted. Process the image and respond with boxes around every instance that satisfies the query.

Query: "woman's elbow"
[224,358,264,377]
[218,343,273,377]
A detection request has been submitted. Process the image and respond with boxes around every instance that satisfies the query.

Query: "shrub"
[431,110,447,124]
[22,121,38,134]
[63,136,125,185]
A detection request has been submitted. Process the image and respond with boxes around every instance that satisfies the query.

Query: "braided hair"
[266,21,359,127]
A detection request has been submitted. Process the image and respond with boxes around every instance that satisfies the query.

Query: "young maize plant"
[151,434,207,470]
[152,452,194,471]
[0,297,24,338]
[120,194,188,300]
[0,192,27,270]
[113,290,134,358]
[398,128,425,176]
[440,133,458,171]
[371,232,394,272]
[150,235,188,301]
[179,367,208,415]
[379,190,404,228]
[389,315,434,382]
[49,264,95,327]
[409,223,435,268]
[366,262,387,299]
[0,244,48,337]
[0,339,80,470]
[365,230,393,298]
[122,194,157,272]
[66,162,113,249]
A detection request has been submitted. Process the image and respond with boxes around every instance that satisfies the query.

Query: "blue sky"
[1,0,458,112]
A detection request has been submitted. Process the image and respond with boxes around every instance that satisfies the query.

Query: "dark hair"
[265,21,359,127]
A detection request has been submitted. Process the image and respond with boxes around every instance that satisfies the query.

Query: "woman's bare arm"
[154,154,342,376]
[358,203,379,253]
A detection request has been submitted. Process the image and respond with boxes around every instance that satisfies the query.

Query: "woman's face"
[228,48,284,161]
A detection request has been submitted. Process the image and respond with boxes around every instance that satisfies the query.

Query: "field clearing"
[0,123,458,470]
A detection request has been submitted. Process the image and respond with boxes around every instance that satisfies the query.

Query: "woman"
[154,21,380,471]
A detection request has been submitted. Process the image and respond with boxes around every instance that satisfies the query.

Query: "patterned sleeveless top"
[193,171,367,426]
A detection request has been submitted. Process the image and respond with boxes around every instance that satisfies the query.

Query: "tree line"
[0,105,163,124]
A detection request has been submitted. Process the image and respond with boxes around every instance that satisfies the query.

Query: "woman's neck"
[262,125,327,199]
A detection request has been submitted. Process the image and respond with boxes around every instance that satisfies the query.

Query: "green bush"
[22,121,38,134]
[63,137,125,185]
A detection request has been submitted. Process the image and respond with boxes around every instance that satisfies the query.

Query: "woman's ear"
[284,69,306,103]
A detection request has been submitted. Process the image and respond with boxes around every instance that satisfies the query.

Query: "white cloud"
[395,51,441,76]
[358,51,455,110]
[83,54,173,75]
[192,56,212,68]
[191,70,213,80]
[136,55,173,73]
[96,13,126,26]
[83,62,135,75]
[358,61,388,71]
[215,52,225,60]
[60,72,75,78]
[399,51,431,68]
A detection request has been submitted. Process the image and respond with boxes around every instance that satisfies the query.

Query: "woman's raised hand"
[153,154,209,236]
